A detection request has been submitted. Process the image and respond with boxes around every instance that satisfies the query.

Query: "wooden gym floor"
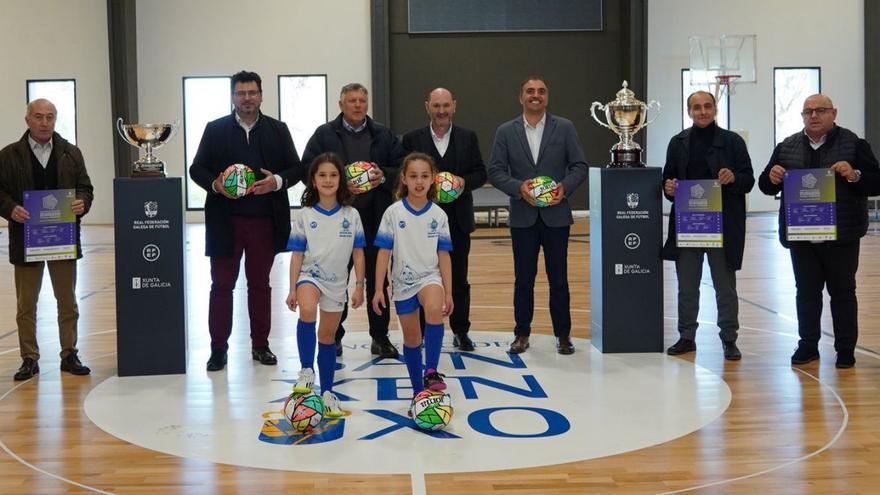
[0,213,879,494]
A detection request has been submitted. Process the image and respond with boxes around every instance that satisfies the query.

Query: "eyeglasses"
[234,90,261,98]
[801,107,833,117]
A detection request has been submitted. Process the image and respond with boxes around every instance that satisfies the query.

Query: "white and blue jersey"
[288,204,366,304]
[374,198,452,301]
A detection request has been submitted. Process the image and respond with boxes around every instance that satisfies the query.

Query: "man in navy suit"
[488,76,588,355]
[402,87,487,351]
[190,70,302,371]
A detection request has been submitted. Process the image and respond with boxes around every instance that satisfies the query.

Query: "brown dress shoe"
[509,336,530,354]
[556,336,575,355]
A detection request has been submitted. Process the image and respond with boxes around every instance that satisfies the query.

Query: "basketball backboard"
[688,34,757,95]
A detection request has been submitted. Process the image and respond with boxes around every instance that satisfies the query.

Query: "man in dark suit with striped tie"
[402,87,487,351]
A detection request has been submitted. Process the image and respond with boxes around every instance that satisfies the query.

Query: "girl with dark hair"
[286,152,363,417]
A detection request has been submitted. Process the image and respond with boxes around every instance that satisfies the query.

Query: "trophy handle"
[644,100,662,126]
[116,118,137,147]
[590,102,611,130]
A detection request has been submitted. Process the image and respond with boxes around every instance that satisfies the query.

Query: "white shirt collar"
[522,113,546,129]
[804,129,827,150]
[28,134,52,151]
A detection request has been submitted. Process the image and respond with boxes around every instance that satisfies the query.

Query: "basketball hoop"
[713,74,741,100]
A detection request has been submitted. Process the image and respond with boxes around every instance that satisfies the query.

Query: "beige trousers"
[14,260,79,360]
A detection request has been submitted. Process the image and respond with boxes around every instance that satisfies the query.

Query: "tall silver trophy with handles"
[590,81,660,167]
[116,118,178,177]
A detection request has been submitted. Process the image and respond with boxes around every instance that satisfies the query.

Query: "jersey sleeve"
[286,210,308,252]
[374,206,395,250]
[352,209,366,249]
[437,210,453,252]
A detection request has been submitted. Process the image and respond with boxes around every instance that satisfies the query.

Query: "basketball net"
[712,74,741,101]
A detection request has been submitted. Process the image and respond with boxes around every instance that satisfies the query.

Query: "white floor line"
[0,351,118,495]
[411,471,426,495]
[0,329,117,357]
[655,367,849,495]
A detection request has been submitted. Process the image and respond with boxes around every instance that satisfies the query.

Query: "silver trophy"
[116,118,178,177]
[590,81,660,167]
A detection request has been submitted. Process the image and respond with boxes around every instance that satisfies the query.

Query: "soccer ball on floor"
[221,163,256,198]
[283,391,325,432]
[345,161,376,193]
[527,176,559,208]
[434,171,464,203]
[410,390,453,431]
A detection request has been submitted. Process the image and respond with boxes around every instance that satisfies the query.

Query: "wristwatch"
[848,169,862,183]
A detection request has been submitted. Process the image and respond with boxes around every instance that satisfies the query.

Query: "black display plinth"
[113,177,187,376]
[589,167,663,353]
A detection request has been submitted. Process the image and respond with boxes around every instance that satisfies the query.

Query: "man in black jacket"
[662,91,754,361]
[759,93,880,369]
[301,83,404,358]
[402,87,487,351]
[0,99,94,380]
[190,71,302,371]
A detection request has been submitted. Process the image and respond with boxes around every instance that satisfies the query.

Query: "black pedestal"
[113,177,187,376]
[589,167,663,352]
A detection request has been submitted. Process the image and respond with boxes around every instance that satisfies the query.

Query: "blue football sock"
[424,322,444,371]
[403,344,424,394]
[317,342,336,394]
[296,320,317,370]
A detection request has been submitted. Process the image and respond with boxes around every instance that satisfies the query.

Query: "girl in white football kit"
[286,152,366,417]
[373,152,454,398]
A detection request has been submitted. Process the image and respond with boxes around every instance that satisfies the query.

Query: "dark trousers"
[336,243,391,342]
[789,240,860,352]
[675,248,739,342]
[208,216,275,351]
[510,218,571,338]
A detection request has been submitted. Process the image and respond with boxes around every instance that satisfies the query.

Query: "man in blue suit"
[488,75,588,354]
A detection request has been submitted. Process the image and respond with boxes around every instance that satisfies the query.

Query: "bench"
[472,186,509,227]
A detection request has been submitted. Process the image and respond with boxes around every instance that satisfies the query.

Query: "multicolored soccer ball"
[221,163,256,198]
[434,171,464,204]
[528,176,559,207]
[410,390,453,431]
[345,161,376,193]
[283,391,325,432]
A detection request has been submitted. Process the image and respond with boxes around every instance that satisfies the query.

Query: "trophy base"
[608,148,644,168]
[131,168,166,178]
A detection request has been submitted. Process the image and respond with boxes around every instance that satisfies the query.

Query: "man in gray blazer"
[488,75,588,354]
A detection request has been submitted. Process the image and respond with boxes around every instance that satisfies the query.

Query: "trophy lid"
[612,81,643,107]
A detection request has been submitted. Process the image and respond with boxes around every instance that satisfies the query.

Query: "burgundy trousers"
[208,216,275,351]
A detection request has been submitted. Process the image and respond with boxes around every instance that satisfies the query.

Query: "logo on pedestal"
[624,233,641,250]
[626,193,639,208]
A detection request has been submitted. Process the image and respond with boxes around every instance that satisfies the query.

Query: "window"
[774,67,821,144]
[183,76,232,210]
[278,75,328,208]
[27,79,76,144]
[681,69,729,130]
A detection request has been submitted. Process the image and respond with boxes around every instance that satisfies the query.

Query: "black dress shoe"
[453,334,476,352]
[722,341,742,361]
[252,346,277,365]
[509,335,529,354]
[791,345,819,365]
[206,349,227,371]
[14,358,39,381]
[60,353,91,375]
[836,351,855,369]
[556,336,575,355]
[370,337,399,359]
[667,338,696,356]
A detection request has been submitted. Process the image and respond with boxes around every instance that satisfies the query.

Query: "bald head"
[802,93,837,140]
[425,87,456,134]
[27,98,57,118]
[25,99,57,144]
